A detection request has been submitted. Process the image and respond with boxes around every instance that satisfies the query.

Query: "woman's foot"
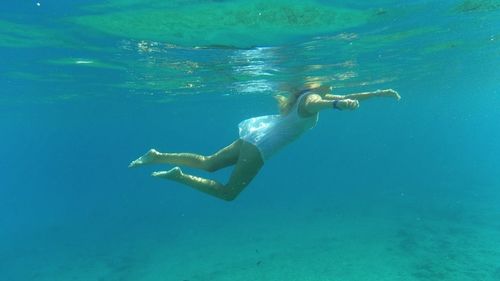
[152,167,183,180]
[128,149,161,168]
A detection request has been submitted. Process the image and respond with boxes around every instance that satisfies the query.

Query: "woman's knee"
[203,156,219,172]
[221,191,239,201]
[221,185,246,201]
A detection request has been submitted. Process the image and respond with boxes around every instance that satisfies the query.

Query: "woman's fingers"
[379,89,401,100]
[352,100,360,109]
[339,99,359,110]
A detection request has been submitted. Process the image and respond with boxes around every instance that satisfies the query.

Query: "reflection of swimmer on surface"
[129,84,400,201]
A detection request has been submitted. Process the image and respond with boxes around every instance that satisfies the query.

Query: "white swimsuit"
[238,94,318,161]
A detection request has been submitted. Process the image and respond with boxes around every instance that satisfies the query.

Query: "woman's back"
[238,93,318,161]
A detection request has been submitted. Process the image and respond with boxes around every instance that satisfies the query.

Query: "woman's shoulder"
[297,93,321,118]
[299,93,322,107]
[307,92,323,99]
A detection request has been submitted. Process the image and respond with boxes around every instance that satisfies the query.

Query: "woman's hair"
[274,92,298,115]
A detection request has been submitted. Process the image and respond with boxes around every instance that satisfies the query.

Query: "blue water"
[1,1,499,280]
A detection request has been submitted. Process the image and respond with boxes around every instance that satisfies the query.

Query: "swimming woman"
[129,85,400,201]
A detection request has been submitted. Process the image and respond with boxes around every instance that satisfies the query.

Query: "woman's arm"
[302,89,400,115]
[324,89,400,101]
[302,94,359,115]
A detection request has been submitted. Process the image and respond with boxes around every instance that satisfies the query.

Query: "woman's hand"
[375,89,401,100]
[337,99,359,110]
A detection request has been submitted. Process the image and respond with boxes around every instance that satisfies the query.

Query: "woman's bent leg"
[152,141,264,201]
[129,140,242,172]
[223,142,264,200]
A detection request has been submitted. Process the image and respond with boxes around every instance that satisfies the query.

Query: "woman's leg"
[129,140,242,172]
[152,141,264,201]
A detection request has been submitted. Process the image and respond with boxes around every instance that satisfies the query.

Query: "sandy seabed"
[3,184,500,281]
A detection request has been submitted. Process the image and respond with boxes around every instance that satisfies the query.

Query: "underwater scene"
[1,0,499,280]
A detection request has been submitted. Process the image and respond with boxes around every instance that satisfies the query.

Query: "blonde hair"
[274,93,298,115]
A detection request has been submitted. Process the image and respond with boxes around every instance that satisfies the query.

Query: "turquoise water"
[1,1,499,280]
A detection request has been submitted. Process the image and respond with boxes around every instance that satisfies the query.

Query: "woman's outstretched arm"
[324,89,400,101]
[302,94,359,114]
[302,88,400,115]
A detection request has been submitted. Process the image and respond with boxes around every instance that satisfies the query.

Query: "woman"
[129,85,400,201]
